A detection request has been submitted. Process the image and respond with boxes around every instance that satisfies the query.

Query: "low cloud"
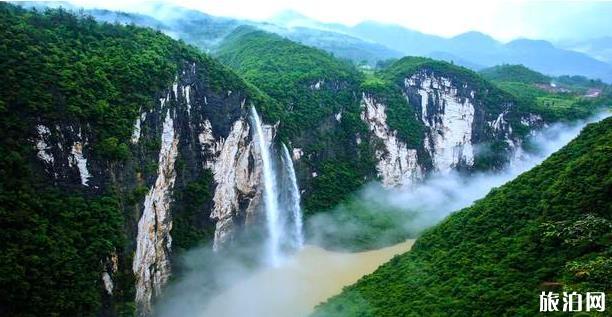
[155,112,608,317]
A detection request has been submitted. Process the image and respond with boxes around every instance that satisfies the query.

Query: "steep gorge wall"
[29,61,277,315]
[361,69,545,187]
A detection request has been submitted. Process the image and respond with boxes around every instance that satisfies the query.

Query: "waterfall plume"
[281,143,304,249]
[250,106,283,266]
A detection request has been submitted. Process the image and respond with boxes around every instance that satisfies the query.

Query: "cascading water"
[281,143,304,249]
[250,106,283,266]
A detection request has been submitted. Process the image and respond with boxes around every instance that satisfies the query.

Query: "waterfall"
[250,107,283,266]
[281,143,304,248]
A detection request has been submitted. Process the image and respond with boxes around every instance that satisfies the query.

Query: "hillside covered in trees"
[216,26,378,215]
[0,3,278,316]
[1,2,611,317]
[313,117,612,316]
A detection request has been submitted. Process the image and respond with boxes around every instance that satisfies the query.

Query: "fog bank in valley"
[155,112,608,317]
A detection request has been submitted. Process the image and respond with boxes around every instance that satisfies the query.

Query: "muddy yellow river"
[201,240,415,317]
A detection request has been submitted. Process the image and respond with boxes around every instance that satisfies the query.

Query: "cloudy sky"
[67,0,612,42]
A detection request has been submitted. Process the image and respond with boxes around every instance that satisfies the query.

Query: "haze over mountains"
[19,1,612,83]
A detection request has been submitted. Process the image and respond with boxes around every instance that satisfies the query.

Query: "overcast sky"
[66,0,612,42]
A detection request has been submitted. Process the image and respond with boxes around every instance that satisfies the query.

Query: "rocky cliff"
[28,61,278,314]
[0,5,289,315]
[1,6,563,317]
[360,58,547,187]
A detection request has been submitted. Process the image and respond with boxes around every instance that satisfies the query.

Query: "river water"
[200,240,415,317]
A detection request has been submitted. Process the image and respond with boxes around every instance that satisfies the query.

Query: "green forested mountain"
[216,26,377,214]
[0,3,276,316]
[313,117,612,316]
[480,64,551,84]
[214,28,608,249]
[2,3,611,317]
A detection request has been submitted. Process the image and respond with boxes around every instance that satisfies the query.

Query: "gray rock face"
[363,70,545,188]
[27,61,548,316]
[400,70,537,174]
[361,93,422,187]
[28,60,276,316]
[133,109,179,314]
[405,73,476,173]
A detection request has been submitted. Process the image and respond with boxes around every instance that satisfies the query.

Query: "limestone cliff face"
[31,123,100,190]
[126,64,275,314]
[404,72,477,173]
[29,61,275,316]
[361,93,422,187]
[202,117,275,250]
[132,109,178,314]
[362,70,544,187]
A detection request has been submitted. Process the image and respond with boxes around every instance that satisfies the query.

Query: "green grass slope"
[313,117,612,316]
[480,64,610,122]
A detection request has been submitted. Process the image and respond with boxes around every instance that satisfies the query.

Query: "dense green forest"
[480,64,551,84]
[313,117,612,316]
[0,3,272,316]
[216,26,378,214]
[2,3,611,317]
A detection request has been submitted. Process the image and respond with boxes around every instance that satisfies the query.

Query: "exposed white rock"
[521,113,543,126]
[207,119,263,250]
[312,172,318,178]
[183,85,191,116]
[208,120,248,244]
[361,94,422,187]
[133,109,179,315]
[69,142,91,186]
[198,119,216,169]
[102,272,113,295]
[406,73,475,173]
[491,110,508,132]
[310,80,324,90]
[292,148,303,161]
[335,112,342,122]
[172,80,178,99]
[34,125,54,164]
[131,117,141,144]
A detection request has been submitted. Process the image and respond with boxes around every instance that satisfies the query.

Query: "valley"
[0,2,610,317]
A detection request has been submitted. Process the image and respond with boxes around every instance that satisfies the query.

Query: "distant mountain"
[261,25,404,64]
[428,51,486,70]
[339,23,612,82]
[21,2,612,82]
[343,21,447,57]
[559,36,612,64]
[498,39,612,82]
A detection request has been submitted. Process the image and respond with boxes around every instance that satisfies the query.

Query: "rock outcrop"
[363,69,544,187]
[405,73,476,173]
[133,109,179,314]
[28,60,277,315]
[361,93,422,187]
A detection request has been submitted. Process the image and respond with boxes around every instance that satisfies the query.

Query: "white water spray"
[281,143,304,249]
[250,107,283,266]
